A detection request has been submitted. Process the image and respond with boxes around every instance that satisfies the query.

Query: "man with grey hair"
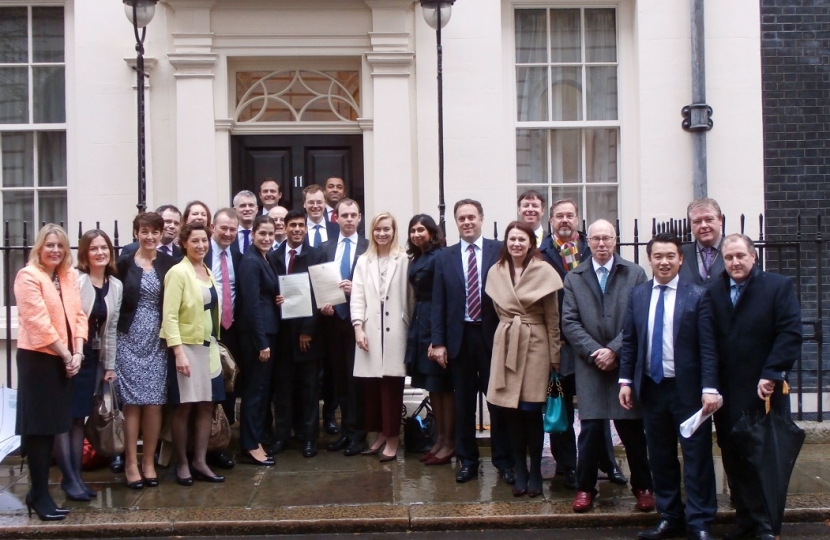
[268,206,288,249]
[562,219,654,514]
[679,197,725,285]
[233,190,258,255]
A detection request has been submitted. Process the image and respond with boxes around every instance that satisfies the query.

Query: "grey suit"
[679,240,725,286]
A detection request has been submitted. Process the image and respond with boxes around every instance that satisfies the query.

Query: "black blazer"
[267,241,327,361]
[237,248,280,350]
[116,251,176,334]
[305,220,340,249]
[679,241,725,286]
[620,278,719,415]
[320,235,369,320]
[707,266,802,436]
[119,241,182,261]
[205,242,243,319]
[430,238,500,359]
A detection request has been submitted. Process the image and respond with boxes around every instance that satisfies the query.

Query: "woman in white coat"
[351,212,412,462]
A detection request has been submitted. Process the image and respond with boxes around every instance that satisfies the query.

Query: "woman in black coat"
[236,215,280,466]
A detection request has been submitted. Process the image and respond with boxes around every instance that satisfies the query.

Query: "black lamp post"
[122,0,158,214]
[420,0,455,233]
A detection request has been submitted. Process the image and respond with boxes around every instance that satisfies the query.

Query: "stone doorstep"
[0,496,829,538]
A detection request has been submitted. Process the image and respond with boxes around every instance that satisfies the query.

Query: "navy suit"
[620,278,719,533]
[431,238,511,470]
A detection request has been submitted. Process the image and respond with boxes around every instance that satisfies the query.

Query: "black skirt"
[16,348,72,436]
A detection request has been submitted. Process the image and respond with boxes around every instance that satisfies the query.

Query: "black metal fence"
[3,215,828,421]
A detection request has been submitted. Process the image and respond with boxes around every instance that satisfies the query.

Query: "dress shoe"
[241,452,275,467]
[360,443,385,456]
[455,464,479,483]
[269,440,288,455]
[633,488,655,512]
[327,436,350,452]
[109,454,125,474]
[344,441,365,457]
[686,532,712,540]
[425,451,455,466]
[125,479,144,490]
[62,486,92,501]
[755,534,774,540]
[175,472,193,487]
[25,493,66,522]
[419,451,436,463]
[144,477,159,488]
[636,519,686,539]
[572,490,595,513]
[721,523,755,540]
[206,450,235,470]
[302,441,318,458]
[192,469,225,483]
[379,451,397,462]
[557,467,577,490]
[323,419,340,435]
[497,467,516,485]
[608,466,629,485]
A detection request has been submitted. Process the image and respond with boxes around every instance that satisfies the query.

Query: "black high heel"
[24,493,67,522]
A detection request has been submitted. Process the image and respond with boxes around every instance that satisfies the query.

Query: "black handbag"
[403,396,436,453]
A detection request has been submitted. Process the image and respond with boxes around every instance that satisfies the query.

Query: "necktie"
[466,245,481,321]
[701,246,713,280]
[598,266,609,294]
[340,238,351,280]
[650,285,668,383]
[242,229,251,253]
[220,251,233,330]
[731,283,743,305]
[329,209,338,223]
[313,225,322,247]
[288,249,297,274]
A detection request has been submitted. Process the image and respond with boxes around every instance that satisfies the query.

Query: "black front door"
[231,134,364,213]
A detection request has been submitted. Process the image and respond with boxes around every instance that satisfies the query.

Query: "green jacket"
[160,259,220,347]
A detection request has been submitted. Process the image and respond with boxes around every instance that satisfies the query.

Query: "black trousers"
[324,315,366,443]
[273,355,320,444]
[577,417,652,492]
[238,332,276,451]
[641,377,717,533]
[449,322,512,470]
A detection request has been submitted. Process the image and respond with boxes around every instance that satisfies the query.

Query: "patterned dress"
[116,266,167,405]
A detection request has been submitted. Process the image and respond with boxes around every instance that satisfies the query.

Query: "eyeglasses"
[553,213,576,220]
[588,236,615,244]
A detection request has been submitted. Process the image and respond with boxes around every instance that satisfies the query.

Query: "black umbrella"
[730,384,805,536]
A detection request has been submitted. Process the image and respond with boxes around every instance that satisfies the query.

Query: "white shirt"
[460,236,484,322]
[647,275,678,379]
[326,206,336,222]
[284,243,303,269]
[335,233,359,276]
[307,218,328,247]
[591,257,614,286]
[237,228,252,254]
[533,225,544,246]
[210,239,236,309]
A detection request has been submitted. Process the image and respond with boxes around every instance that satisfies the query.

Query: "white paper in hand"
[680,394,724,438]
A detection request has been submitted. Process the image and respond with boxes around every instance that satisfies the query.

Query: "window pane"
[33,66,65,123]
[585,9,617,63]
[586,128,619,184]
[516,67,548,121]
[3,191,34,245]
[2,132,34,187]
[39,190,67,227]
[0,67,29,124]
[550,129,581,184]
[38,132,66,187]
[550,67,581,121]
[585,185,618,224]
[586,66,618,121]
[515,10,547,64]
[516,129,547,184]
[550,9,581,63]
[0,8,28,64]
[32,7,65,63]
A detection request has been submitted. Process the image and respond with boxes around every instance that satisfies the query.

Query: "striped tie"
[466,245,481,321]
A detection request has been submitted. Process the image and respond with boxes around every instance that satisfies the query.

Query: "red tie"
[288,249,297,274]
[220,251,233,330]
[466,245,481,321]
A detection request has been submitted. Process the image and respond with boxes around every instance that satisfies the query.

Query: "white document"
[0,387,20,463]
[308,262,347,306]
[279,273,313,320]
[680,394,724,438]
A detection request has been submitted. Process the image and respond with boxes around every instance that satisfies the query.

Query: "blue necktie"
[731,283,743,305]
[650,285,668,383]
[313,225,322,247]
[340,238,351,279]
[242,229,250,253]
[598,266,609,294]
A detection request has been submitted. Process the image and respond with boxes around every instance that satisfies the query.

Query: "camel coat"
[351,250,413,378]
[485,258,562,409]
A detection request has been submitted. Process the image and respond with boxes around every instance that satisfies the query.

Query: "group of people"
[13,178,801,540]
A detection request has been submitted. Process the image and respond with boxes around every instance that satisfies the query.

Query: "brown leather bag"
[218,341,238,393]
[206,404,231,452]
[84,380,125,457]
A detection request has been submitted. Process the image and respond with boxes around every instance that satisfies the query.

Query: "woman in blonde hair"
[14,224,87,520]
[351,213,413,462]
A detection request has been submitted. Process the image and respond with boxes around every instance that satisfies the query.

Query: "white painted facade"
[45,0,767,238]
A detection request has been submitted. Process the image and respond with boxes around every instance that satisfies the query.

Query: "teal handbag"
[543,372,568,434]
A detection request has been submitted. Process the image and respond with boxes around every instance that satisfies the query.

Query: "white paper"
[279,273,313,320]
[0,387,20,463]
[308,262,347,306]
[680,394,724,438]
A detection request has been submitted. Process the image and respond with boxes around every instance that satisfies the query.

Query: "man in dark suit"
[303,184,340,248]
[232,190,258,256]
[267,210,327,458]
[319,199,369,456]
[562,219,654,514]
[119,204,182,260]
[431,199,514,485]
[679,198,725,285]
[708,234,802,540]
[620,232,720,540]
[323,177,345,223]
[258,178,282,216]
[538,198,625,490]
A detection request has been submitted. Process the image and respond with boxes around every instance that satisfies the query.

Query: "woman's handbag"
[403,396,436,453]
[84,380,126,457]
[207,405,232,452]
[544,372,568,434]
[218,341,238,393]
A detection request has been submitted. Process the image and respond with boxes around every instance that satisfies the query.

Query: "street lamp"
[420,0,455,233]
[122,0,158,214]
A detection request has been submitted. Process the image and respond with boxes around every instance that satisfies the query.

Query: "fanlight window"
[235,70,360,123]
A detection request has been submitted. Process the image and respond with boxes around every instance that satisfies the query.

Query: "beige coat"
[351,251,413,378]
[485,258,562,408]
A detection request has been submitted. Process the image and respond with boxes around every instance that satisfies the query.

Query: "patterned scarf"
[554,236,580,270]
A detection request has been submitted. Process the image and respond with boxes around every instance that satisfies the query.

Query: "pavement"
[1,426,830,538]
